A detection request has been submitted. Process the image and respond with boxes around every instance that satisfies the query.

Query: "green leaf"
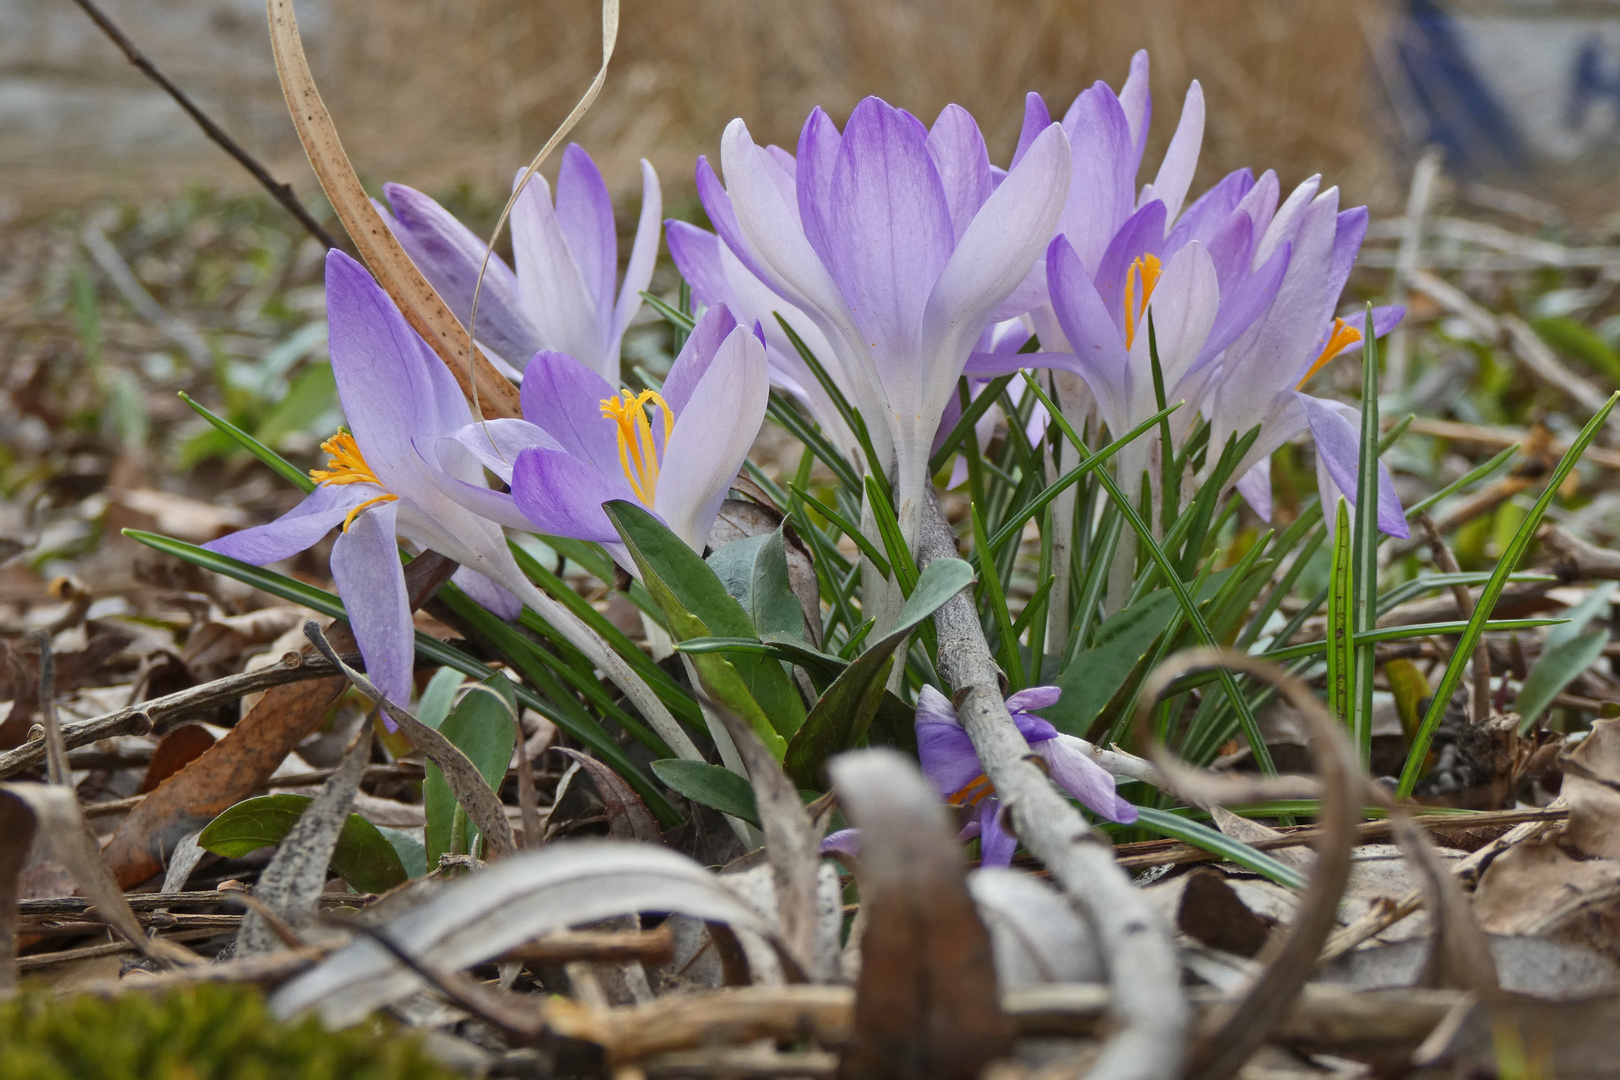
[1048,590,1179,737]
[1545,581,1617,651]
[605,500,805,751]
[424,674,518,866]
[1516,629,1610,733]
[1398,391,1620,797]
[783,558,974,787]
[1130,807,1308,891]
[254,362,337,450]
[416,667,466,731]
[1351,304,1382,763]
[1532,316,1620,385]
[972,502,1023,688]
[197,794,408,895]
[651,759,760,826]
[178,391,314,493]
[1326,497,1353,724]
[706,528,804,641]
[375,825,427,879]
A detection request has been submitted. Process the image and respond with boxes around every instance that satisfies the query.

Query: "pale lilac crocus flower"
[698,97,1072,545]
[379,144,661,386]
[205,251,694,756]
[916,684,1137,866]
[435,303,769,562]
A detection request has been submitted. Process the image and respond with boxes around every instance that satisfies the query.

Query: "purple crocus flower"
[379,145,661,386]
[915,684,1137,867]
[436,303,769,558]
[698,97,1072,544]
[203,252,693,754]
[1201,177,1409,537]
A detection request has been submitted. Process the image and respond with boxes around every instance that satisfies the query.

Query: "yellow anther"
[599,389,674,506]
[311,432,397,532]
[948,773,996,808]
[1123,253,1164,351]
[341,493,398,532]
[1295,318,1364,390]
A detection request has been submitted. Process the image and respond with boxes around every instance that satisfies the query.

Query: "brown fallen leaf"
[136,722,216,794]
[1562,717,1620,860]
[102,555,457,887]
[0,792,38,992]
[829,749,1012,1080]
[1411,991,1620,1079]
[1474,836,1620,963]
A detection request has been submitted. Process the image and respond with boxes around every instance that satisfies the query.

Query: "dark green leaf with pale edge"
[198,794,408,895]
[651,759,761,826]
[1516,630,1611,733]
[1131,807,1308,891]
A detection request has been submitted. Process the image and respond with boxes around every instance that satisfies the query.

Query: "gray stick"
[916,489,1188,1080]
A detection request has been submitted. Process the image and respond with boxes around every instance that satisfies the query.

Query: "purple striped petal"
[1046,237,1129,433]
[1038,736,1138,824]
[1139,80,1204,225]
[1010,92,1052,168]
[611,159,664,352]
[554,144,618,325]
[1118,48,1152,168]
[660,303,740,417]
[519,351,622,475]
[1166,168,1254,253]
[511,171,605,377]
[203,483,364,565]
[925,104,994,241]
[1300,395,1409,538]
[453,566,521,622]
[331,501,414,710]
[509,446,632,544]
[1057,82,1137,274]
[1092,200,1168,336]
[978,801,1019,866]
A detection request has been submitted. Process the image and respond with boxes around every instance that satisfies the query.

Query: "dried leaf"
[1563,717,1620,860]
[552,747,663,845]
[264,0,521,420]
[271,841,779,1027]
[0,793,38,993]
[136,723,216,794]
[830,749,1012,1080]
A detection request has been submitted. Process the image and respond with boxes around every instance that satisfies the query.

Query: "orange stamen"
[948,773,996,808]
[1295,318,1363,390]
[310,432,397,531]
[1123,253,1164,351]
[599,389,674,506]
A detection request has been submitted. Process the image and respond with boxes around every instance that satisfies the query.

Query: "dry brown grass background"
[3,0,1399,214]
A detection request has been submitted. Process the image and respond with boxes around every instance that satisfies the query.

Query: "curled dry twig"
[1132,648,1360,1080]
[915,489,1187,1080]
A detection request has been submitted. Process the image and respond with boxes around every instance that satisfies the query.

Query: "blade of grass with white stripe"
[1351,305,1382,764]
[1326,497,1353,724]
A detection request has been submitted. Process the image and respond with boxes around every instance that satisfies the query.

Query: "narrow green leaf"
[197,794,408,895]
[789,483,891,579]
[865,475,919,595]
[929,375,1016,474]
[1351,304,1382,764]
[424,674,518,866]
[651,759,760,826]
[1398,391,1620,797]
[1326,497,1353,724]
[1130,807,1309,891]
[972,503,1024,688]
[179,391,315,493]
[1516,629,1610,733]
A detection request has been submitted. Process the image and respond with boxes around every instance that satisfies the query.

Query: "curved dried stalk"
[1131,649,1361,1080]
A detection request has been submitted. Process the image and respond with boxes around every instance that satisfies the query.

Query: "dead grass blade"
[264,0,522,420]
[1133,649,1361,1080]
[0,793,37,994]
[553,747,663,844]
[830,749,1013,1080]
[237,722,374,955]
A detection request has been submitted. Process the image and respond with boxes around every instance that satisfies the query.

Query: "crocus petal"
[795,107,842,263]
[444,418,559,484]
[203,483,365,565]
[610,159,664,356]
[511,172,606,377]
[1236,459,1273,522]
[820,829,861,859]
[1091,200,1168,334]
[1166,168,1254,253]
[1118,49,1152,168]
[331,501,414,710]
[1337,305,1406,354]
[978,800,1019,867]
[655,326,769,550]
[509,447,632,544]
[379,184,540,370]
[1010,92,1052,168]
[1006,685,1062,712]
[916,122,1071,424]
[915,684,961,728]
[1058,82,1137,274]
[1138,80,1204,225]
[554,145,618,329]
[1038,736,1139,824]
[518,349,625,475]
[1195,241,1290,370]
[660,304,741,417]
[1299,395,1409,538]
[1046,237,1129,434]
[822,98,954,366]
[1127,240,1219,399]
[324,251,472,493]
[916,719,985,800]
[1253,175,1322,270]
[453,566,521,622]
[926,103,994,241]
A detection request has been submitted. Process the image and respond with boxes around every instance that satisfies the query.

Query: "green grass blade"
[179,391,315,493]
[972,503,1024,688]
[929,375,1016,475]
[1351,305,1382,764]
[1130,807,1309,890]
[1326,498,1353,724]
[1396,391,1620,797]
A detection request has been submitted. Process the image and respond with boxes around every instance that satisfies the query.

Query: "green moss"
[0,983,460,1080]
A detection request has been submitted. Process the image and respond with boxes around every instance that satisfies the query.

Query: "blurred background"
[11,0,1619,215]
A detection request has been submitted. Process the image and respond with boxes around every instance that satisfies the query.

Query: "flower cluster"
[205,49,1404,854]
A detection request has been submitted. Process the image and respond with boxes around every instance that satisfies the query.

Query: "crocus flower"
[697,97,1072,544]
[436,303,770,559]
[205,251,691,753]
[915,684,1137,866]
[379,145,661,386]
